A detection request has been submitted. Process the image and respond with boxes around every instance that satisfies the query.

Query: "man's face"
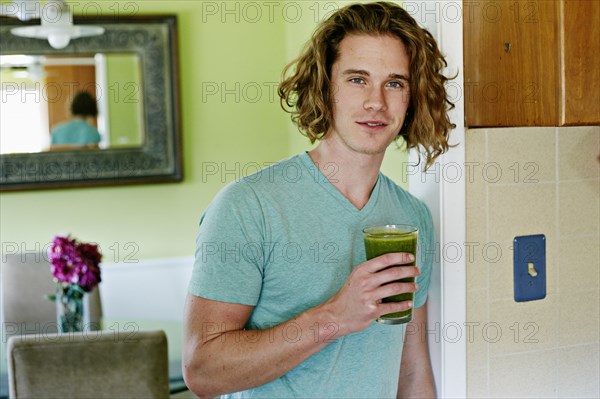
[327,34,411,156]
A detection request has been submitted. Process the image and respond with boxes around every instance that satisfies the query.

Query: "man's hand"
[320,252,420,335]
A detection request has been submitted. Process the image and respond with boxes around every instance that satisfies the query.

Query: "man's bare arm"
[183,252,419,398]
[397,302,436,399]
[183,295,337,398]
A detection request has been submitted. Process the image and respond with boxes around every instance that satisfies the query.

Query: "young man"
[50,91,101,150]
[183,2,454,398]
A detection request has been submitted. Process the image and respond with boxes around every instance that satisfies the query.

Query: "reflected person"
[50,91,101,150]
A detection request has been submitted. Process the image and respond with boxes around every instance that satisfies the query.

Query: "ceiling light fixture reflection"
[10,1,104,49]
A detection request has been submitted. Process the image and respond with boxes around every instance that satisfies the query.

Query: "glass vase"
[56,284,85,333]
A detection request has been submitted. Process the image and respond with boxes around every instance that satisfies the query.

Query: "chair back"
[1,252,102,338]
[7,330,169,399]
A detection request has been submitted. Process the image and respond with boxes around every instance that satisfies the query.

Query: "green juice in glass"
[363,224,418,325]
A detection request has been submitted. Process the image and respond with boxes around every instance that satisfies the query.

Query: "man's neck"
[308,138,385,211]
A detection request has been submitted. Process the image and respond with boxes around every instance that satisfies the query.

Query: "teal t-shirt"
[51,120,101,145]
[188,152,434,398]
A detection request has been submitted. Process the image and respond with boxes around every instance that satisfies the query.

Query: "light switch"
[514,235,546,302]
[527,262,538,277]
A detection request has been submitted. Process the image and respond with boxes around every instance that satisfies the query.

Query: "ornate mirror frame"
[0,15,182,191]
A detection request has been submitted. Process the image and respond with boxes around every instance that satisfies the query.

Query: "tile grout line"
[556,177,600,183]
[489,346,556,359]
[555,341,600,351]
[484,181,556,187]
[484,128,490,397]
[558,232,600,239]
[555,126,561,397]
[489,340,599,360]
[487,287,598,304]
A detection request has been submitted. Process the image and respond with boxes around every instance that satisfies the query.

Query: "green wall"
[105,54,143,147]
[1,1,407,261]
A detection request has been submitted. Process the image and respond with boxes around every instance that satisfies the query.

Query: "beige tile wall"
[465,126,600,398]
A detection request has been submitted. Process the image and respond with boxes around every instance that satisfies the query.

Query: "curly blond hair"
[279,1,455,169]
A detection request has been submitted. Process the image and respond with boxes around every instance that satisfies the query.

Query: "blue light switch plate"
[514,234,546,302]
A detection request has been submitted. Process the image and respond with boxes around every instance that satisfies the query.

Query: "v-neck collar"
[298,152,381,218]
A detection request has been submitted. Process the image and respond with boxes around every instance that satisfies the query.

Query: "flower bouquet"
[48,235,102,332]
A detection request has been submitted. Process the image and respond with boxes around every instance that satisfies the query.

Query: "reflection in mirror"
[0,52,144,154]
[0,15,182,191]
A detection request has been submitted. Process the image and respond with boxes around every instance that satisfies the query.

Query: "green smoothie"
[363,225,418,324]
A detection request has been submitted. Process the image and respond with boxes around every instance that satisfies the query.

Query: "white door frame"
[408,1,466,397]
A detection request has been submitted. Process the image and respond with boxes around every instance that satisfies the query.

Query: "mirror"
[1,53,145,153]
[0,15,181,191]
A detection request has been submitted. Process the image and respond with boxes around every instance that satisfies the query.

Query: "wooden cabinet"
[464,0,600,127]
[562,0,600,125]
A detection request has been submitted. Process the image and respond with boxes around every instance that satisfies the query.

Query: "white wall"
[407,1,467,397]
[99,257,194,321]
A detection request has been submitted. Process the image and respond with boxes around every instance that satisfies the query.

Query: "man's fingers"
[363,252,415,273]
[378,299,414,316]
[368,265,420,288]
[375,281,419,301]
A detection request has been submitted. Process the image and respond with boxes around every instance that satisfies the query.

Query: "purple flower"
[48,235,102,292]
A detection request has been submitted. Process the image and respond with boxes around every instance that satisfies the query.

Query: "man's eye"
[388,81,405,89]
[349,77,365,84]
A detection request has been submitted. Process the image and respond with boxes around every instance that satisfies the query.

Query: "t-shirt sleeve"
[188,181,265,306]
[414,200,434,309]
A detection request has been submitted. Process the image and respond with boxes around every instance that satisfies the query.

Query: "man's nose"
[363,86,386,111]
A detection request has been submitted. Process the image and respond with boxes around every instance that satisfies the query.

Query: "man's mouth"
[358,121,387,127]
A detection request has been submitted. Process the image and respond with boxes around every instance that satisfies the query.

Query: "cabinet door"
[464,0,560,126]
[561,0,600,125]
